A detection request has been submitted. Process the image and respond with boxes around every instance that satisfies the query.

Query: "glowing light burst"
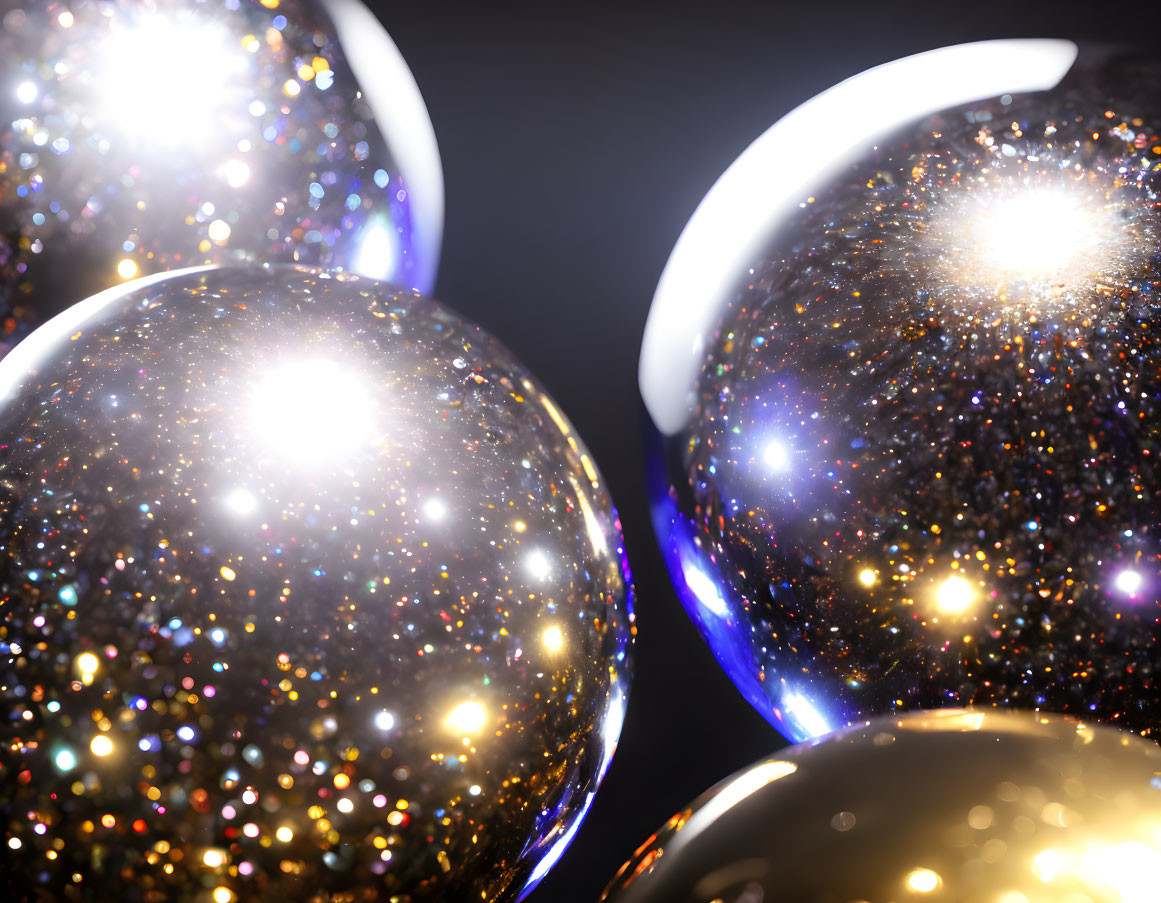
[935,574,976,615]
[351,215,399,282]
[927,177,1142,307]
[247,358,379,467]
[94,13,251,148]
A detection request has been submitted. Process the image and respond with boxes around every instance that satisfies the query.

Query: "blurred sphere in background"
[0,0,443,355]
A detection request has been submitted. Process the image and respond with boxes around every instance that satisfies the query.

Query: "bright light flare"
[971,190,1101,279]
[90,735,114,757]
[54,747,77,772]
[935,574,976,614]
[1115,568,1144,596]
[1034,841,1161,903]
[95,14,250,147]
[784,691,833,737]
[248,358,378,467]
[351,215,398,282]
[116,258,139,280]
[223,488,258,517]
[524,550,552,581]
[75,652,100,677]
[763,439,791,472]
[446,700,486,736]
[541,625,564,653]
[373,710,396,732]
[932,179,1139,304]
[422,498,447,521]
[905,868,941,893]
[220,159,251,188]
[207,219,232,243]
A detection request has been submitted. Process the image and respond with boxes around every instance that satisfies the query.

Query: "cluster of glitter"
[0,0,423,355]
[600,710,1161,902]
[0,266,634,901]
[657,54,1161,741]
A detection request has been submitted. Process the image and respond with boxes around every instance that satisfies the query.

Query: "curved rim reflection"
[639,38,1080,435]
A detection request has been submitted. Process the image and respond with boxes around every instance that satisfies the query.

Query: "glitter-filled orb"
[0,0,443,356]
[642,40,1161,741]
[600,709,1161,903]
[0,265,633,902]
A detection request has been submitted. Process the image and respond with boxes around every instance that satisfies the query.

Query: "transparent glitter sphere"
[0,0,443,356]
[0,265,633,902]
[600,710,1161,903]
[642,40,1161,741]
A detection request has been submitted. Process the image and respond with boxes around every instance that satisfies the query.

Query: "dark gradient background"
[361,4,1161,901]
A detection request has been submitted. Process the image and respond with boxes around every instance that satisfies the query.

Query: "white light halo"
[639,39,1080,435]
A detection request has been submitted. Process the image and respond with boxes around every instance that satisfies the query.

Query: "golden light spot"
[283,79,300,98]
[446,700,487,735]
[90,735,113,757]
[336,798,354,814]
[275,826,293,843]
[541,625,564,653]
[117,258,139,280]
[858,568,877,587]
[202,849,227,868]
[333,773,350,790]
[76,652,100,676]
[905,868,941,893]
[936,575,975,614]
[1033,849,1061,882]
[213,888,234,903]
[208,220,231,243]
[513,520,527,533]
[219,566,236,582]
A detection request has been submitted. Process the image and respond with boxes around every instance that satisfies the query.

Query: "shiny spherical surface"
[645,42,1161,741]
[0,0,442,356]
[0,266,633,902]
[601,709,1161,903]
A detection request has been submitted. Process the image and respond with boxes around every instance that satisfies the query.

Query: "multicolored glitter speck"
[0,265,633,902]
[0,0,442,357]
[643,41,1161,741]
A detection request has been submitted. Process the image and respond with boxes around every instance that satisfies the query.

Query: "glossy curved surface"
[645,42,1161,741]
[0,0,443,356]
[602,709,1161,903]
[0,265,633,902]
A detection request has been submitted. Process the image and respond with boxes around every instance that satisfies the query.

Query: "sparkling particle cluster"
[600,710,1161,903]
[0,265,633,901]
[0,0,439,357]
[653,49,1161,741]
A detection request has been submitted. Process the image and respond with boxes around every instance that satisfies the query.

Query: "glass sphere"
[601,709,1161,903]
[642,40,1161,741]
[0,0,443,356]
[0,265,632,902]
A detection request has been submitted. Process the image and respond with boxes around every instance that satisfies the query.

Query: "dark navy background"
[362,4,1161,900]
